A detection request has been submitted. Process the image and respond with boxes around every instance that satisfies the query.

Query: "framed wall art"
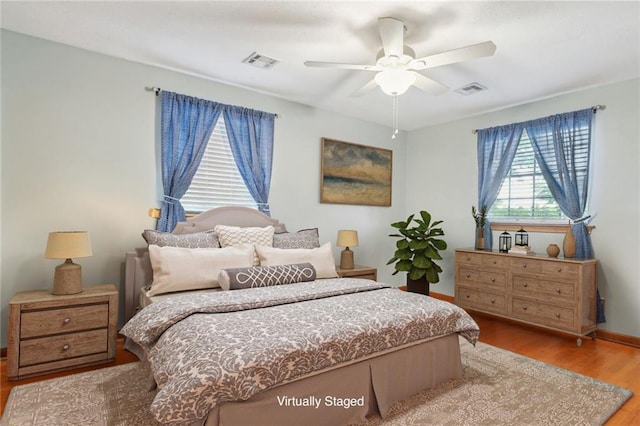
[320,138,392,206]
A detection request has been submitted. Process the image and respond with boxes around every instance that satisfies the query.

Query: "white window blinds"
[181,117,257,213]
[489,126,590,220]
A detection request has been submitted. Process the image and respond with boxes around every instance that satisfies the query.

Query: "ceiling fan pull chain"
[392,95,399,139]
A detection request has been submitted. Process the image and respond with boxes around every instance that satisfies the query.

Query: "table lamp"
[45,231,92,295]
[337,230,359,270]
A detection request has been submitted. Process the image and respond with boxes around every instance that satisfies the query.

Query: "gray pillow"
[272,228,320,249]
[218,263,317,290]
[142,229,220,248]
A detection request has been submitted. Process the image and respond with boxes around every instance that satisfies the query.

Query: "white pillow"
[147,244,254,296]
[255,242,338,279]
[214,225,275,265]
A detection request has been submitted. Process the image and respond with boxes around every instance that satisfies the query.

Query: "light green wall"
[407,78,640,338]
[0,30,408,347]
[1,30,638,348]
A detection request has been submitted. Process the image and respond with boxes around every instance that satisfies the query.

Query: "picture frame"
[320,138,392,206]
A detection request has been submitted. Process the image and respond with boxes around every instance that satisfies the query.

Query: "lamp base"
[340,248,354,270]
[52,259,84,295]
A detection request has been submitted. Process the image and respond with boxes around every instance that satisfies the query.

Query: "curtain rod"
[145,86,279,118]
[471,104,606,134]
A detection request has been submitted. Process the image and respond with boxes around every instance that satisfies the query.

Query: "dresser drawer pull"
[466,274,471,279]
[555,288,562,294]
[522,264,527,269]
[522,304,528,310]
[63,344,70,351]
[491,277,496,282]
[555,313,561,318]
[556,268,562,272]
[490,299,496,304]
[465,293,471,298]
[522,282,528,288]
[492,260,497,264]
[466,256,471,261]
[63,318,71,324]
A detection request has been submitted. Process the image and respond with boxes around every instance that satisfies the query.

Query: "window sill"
[490,222,595,234]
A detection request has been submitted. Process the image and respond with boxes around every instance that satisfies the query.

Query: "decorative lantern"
[499,231,512,253]
[514,228,528,246]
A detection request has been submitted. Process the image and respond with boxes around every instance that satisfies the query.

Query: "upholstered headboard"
[123,207,287,322]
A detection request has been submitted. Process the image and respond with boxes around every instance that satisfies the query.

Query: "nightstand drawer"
[19,329,109,367]
[21,303,109,338]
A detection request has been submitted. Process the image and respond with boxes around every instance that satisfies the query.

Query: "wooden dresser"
[454,249,597,346]
[7,284,118,380]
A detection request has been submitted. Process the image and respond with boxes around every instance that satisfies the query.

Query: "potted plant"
[471,205,487,250]
[387,210,447,295]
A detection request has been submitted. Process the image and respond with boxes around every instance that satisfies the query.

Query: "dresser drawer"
[541,262,579,281]
[458,267,506,290]
[456,252,484,267]
[19,329,108,367]
[511,298,575,331]
[457,287,506,315]
[21,303,109,339]
[511,276,575,302]
[510,258,543,274]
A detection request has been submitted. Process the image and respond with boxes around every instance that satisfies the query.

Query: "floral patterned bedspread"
[121,278,479,425]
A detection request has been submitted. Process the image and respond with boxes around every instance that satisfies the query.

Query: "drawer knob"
[522,304,528,310]
[556,268,562,272]
[522,282,528,288]
[555,313,561,318]
[466,257,471,261]
[63,344,70,351]
[493,260,497,264]
[556,288,562,294]
[466,274,471,278]
[63,318,71,324]
[491,277,495,282]
[490,299,496,304]
[466,294,470,298]
[522,264,527,269]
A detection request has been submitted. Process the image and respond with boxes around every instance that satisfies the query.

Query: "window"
[181,117,257,213]
[489,126,590,221]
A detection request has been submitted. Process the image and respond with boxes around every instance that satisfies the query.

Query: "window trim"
[490,222,595,234]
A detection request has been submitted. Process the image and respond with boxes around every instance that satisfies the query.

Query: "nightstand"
[336,265,377,281]
[7,284,118,380]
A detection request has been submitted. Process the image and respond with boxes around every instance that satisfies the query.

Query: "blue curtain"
[525,108,593,258]
[157,92,222,232]
[477,124,523,249]
[223,106,276,215]
[525,108,604,322]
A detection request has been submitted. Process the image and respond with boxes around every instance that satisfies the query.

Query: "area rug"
[2,339,632,426]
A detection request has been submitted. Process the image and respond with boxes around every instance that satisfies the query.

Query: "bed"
[122,207,479,426]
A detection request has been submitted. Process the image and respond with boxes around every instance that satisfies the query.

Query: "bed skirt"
[200,333,462,426]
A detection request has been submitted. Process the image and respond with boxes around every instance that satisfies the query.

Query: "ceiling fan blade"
[412,73,448,95]
[304,61,380,71]
[408,41,497,70]
[378,17,404,58]
[350,78,379,97]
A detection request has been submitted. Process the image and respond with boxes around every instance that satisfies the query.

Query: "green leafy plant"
[387,210,447,283]
[471,205,487,228]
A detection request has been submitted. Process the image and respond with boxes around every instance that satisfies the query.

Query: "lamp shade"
[336,230,359,248]
[374,69,416,96]
[45,231,92,259]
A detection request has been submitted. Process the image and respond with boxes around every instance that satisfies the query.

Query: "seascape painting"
[321,138,392,206]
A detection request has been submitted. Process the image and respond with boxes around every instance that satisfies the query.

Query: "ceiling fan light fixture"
[374,69,416,96]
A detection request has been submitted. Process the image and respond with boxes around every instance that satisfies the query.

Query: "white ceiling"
[1,1,639,130]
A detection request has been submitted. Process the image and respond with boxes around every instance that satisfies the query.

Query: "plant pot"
[406,276,429,296]
[476,227,485,250]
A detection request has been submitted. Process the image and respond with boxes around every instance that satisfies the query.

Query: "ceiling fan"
[304,17,496,97]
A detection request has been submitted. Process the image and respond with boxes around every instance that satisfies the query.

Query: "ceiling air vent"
[454,82,488,96]
[242,52,279,69]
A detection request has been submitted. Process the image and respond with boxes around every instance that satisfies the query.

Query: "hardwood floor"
[1,316,638,423]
